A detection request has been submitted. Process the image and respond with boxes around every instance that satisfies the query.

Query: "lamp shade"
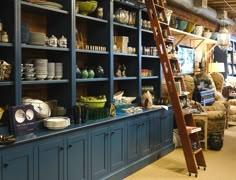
[217,27,230,47]
[208,62,225,73]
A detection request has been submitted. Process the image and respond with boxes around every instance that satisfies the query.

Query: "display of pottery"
[95,65,104,78]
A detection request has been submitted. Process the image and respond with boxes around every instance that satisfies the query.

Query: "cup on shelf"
[55,62,63,79]
[47,62,55,80]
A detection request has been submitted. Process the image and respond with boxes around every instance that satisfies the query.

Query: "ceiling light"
[217,26,230,48]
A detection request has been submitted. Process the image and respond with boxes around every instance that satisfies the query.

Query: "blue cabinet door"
[110,122,126,172]
[160,109,174,145]
[37,138,64,180]
[67,132,88,180]
[2,147,33,180]
[127,120,139,163]
[150,112,161,150]
[140,117,151,156]
[91,126,109,180]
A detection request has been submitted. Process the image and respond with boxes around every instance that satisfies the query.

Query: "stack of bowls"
[34,59,48,80]
[47,62,55,80]
[29,32,46,46]
[55,63,63,79]
[23,63,36,80]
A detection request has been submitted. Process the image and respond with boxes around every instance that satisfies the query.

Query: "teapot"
[47,35,57,47]
[58,35,67,48]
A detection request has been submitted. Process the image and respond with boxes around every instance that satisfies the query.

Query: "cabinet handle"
[68,144,73,148]
[105,133,109,136]
[111,131,115,135]
[3,163,8,168]
[60,147,64,150]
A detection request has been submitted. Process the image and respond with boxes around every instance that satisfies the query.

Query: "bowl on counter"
[80,95,107,109]
[76,1,97,15]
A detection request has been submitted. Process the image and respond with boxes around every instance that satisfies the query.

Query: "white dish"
[33,1,63,10]
[114,91,124,100]
[44,117,70,130]
[22,98,51,118]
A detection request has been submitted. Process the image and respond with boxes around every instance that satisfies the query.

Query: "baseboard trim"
[104,144,175,180]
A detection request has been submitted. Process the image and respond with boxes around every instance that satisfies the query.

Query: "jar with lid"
[0,20,2,31]
[1,31,9,43]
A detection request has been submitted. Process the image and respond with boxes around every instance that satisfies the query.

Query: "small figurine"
[121,64,126,77]
[115,64,122,77]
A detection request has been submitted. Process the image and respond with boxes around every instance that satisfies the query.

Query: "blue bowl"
[177,20,188,31]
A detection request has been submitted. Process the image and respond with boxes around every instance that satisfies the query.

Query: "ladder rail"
[144,0,206,176]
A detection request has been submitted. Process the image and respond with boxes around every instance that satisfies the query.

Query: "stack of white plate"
[34,59,48,80]
[23,63,36,80]
[55,63,63,79]
[29,32,46,46]
[43,117,70,130]
[47,62,55,80]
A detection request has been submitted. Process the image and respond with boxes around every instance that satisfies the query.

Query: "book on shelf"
[186,126,201,134]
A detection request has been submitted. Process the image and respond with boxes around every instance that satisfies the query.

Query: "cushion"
[183,75,195,100]
[228,99,236,106]
[229,105,236,115]
[207,111,225,120]
[228,114,236,121]
[210,72,224,92]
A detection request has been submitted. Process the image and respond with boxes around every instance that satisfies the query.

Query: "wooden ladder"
[144,0,206,177]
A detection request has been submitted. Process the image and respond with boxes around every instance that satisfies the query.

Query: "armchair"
[183,73,228,139]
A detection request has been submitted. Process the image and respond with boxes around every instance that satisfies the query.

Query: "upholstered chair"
[183,73,228,138]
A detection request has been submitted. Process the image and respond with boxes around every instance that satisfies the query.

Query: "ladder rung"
[193,148,203,155]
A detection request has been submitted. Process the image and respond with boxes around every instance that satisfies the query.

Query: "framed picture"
[9,105,36,136]
[177,45,195,75]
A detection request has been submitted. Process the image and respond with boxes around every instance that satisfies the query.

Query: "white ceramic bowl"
[43,117,70,130]
[36,74,47,80]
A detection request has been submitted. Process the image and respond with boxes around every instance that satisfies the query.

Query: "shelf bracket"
[190,39,205,49]
[175,34,187,46]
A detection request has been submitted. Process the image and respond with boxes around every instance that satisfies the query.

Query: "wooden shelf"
[170,28,217,49]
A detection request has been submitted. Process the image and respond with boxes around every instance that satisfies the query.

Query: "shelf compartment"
[141,76,160,80]
[0,81,14,86]
[0,42,13,47]
[114,77,137,81]
[22,79,69,85]
[76,78,109,83]
[142,55,159,58]
[76,14,109,24]
[114,52,138,57]
[141,29,153,34]
[170,28,217,48]
[113,22,138,30]
[21,44,70,51]
[76,49,109,55]
[21,1,69,15]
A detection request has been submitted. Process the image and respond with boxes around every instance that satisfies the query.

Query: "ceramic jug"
[58,35,67,48]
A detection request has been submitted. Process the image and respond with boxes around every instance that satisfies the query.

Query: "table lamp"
[208,62,225,73]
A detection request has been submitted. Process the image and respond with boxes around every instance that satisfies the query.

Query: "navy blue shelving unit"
[0,0,162,122]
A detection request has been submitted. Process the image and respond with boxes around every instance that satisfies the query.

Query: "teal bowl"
[211,32,218,40]
[177,20,188,31]
[77,1,98,15]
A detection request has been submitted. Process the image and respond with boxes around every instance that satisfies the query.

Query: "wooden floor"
[124,125,236,180]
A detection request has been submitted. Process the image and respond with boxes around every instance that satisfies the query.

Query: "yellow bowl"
[77,1,97,15]
[80,100,106,109]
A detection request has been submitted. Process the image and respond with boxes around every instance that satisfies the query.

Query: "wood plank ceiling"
[208,0,236,20]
